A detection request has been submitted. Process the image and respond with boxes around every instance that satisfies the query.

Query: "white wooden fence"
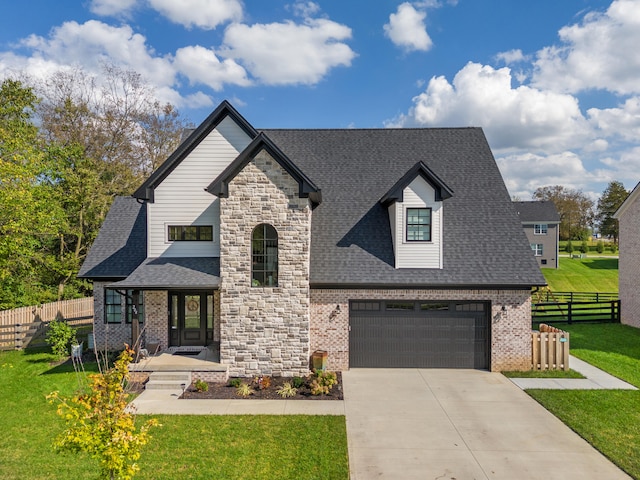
[0,297,94,350]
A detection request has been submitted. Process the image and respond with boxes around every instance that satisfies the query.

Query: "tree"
[596,180,628,243]
[48,347,160,480]
[0,79,65,307]
[533,185,594,240]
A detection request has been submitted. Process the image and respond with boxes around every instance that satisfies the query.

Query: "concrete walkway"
[509,355,638,390]
[343,369,631,480]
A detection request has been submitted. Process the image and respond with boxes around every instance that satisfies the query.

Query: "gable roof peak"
[379,161,454,206]
[206,131,322,206]
[133,100,258,201]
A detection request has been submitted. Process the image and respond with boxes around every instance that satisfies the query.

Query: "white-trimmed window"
[406,208,432,242]
[534,224,548,235]
[531,243,543,256]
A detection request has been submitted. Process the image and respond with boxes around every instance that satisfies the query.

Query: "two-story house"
[514,201,561,269]
[79,101,545,376]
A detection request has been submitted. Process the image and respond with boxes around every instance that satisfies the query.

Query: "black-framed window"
[252,223,278,287]
[105,288,122,324]
[168,225,213,241]
[406,208,432,241]
[125,290,144,324]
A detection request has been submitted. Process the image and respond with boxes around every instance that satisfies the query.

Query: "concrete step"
[145,371,191,390]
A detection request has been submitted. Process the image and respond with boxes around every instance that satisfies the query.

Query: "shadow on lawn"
[579,258,618,270]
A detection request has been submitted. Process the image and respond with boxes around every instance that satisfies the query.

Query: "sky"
[0,0,639,201]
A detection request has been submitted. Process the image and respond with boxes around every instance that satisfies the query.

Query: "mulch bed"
[180,372,343,400]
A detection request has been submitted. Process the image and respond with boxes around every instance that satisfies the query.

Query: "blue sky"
[1,0,638,201]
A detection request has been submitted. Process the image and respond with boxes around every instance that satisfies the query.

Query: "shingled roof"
[80,126,545,289]
[77,197,147,279]
[513,201,561,223]
[262,128,545,288]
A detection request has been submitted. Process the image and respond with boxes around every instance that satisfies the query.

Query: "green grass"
[0,348,349,480]
[541,257,618,292]
[525,323,640,479]
[502,369,584,379]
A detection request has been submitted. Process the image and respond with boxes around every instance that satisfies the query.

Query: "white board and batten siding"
[390,176,443,269]
[147,116,252,258]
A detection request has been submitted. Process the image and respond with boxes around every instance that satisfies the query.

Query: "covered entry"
[349,300,489,369]
[169,292,214,347]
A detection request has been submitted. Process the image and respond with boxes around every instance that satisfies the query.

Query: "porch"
[129,344,229,384]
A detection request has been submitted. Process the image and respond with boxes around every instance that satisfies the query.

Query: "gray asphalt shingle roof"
[77,197,147,279]
[513,201,561,223]
[108,257,220,289]
[263,128,545,287]
[80,124,545,289]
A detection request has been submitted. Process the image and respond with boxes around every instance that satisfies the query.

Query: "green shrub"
[580,240,589,254]
[596,241,604,254]
[565,240,574,254]
[194,379,208,392]
[276,382,298,398]
[610,243,618,253]
[227,378,242,388]
[291,376,306,389]
[45,319,77,358]
[310,371,338,396]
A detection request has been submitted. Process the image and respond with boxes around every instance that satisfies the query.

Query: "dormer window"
[406,208,432,242]
[534,224,548,235]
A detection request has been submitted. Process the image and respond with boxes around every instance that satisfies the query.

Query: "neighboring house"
[78,101,545,376]
[513,201,561,269]
[613,181,640,328]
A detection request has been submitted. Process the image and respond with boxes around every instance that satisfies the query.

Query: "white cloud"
[495,49,526,65]
[497,151,596,198]
[221,18,356,85]
[291,1,321,18]
[406,62,591,152]
[384,3,432,52]
[174,45,250,90]
[89,0,138,17]
[588,97,640,142]
[148,0,242,29]
[533,0,640,95]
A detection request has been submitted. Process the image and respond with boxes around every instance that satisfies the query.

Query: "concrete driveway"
[342,369,630,480]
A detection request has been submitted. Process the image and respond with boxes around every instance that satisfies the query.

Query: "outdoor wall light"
[329,305,341,320]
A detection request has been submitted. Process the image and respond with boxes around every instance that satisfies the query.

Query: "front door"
[169,292,214,347]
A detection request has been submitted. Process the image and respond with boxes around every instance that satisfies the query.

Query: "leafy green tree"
[533,185,594,240]
[0,79,64,307]
[596,180,628,243]
[48,347,160,480]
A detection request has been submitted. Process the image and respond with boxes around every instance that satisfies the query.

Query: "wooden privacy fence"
[532,300,620,325]
[532,324,570,371]
[0,297,94,350]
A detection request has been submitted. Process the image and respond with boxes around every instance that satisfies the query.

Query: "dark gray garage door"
[349,300,489,369]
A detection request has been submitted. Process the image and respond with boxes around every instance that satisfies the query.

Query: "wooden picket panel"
[0,298,93,350]
[532,326,570,371]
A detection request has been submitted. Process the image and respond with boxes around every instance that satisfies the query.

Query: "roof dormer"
[380,162,453,269]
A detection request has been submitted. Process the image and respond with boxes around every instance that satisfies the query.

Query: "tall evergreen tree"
[596,180,629,243]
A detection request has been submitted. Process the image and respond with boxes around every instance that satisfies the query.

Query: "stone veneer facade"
[618,197,640,328]
[311,288,533,372]
[219,150,312,377]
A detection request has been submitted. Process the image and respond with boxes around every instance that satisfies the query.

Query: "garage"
[349,300,490,369]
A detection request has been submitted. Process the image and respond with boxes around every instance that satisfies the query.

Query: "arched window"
[252,224,278,287]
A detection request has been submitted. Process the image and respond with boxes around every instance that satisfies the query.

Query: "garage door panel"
[350,301,489,369]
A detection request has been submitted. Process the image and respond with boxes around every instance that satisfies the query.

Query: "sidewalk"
[508,355,637,390]
[129,389,345,415]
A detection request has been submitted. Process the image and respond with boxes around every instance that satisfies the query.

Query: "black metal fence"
[534,291,618,303]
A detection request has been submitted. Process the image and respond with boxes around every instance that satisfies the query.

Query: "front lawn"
[526,323,640,479]
[541,257,618,292]
[0,348,349,480]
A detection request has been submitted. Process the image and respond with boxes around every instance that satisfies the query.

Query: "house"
[613,181,640,328]
[78,101,545,376]
[513,201,561,269]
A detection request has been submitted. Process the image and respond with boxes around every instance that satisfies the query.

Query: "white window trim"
[531,243,543,256]
[534,224,548,235]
